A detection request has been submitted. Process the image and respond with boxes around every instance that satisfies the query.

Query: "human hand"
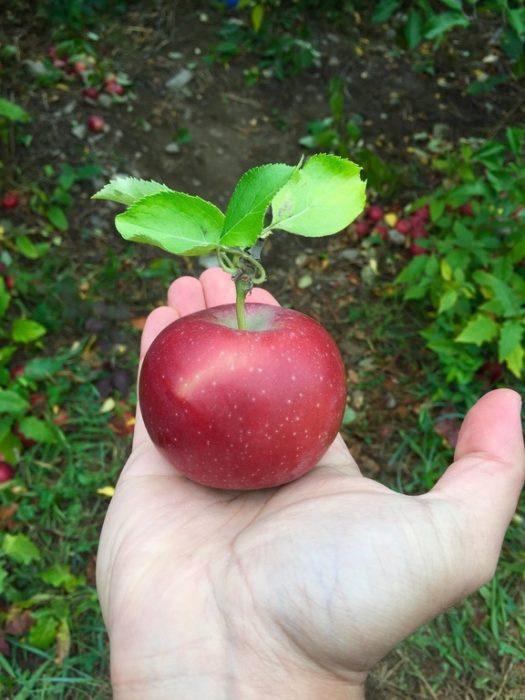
[96,268,524,700]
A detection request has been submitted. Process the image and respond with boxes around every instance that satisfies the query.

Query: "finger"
[167,275,206,316]
[134,305,180,450]
[427,388,524,570]
[199,267,238,306]
[200,267,280,308]
[316,433,362,477]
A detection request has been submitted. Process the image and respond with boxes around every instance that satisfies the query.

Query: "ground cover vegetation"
[0,0,524,697]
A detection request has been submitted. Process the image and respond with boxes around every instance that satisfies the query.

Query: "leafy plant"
[36,0,129,30]
[0,98,31,179]
[371,0,525,86]
[208,1,324,80]
[30,162,102,233]
[395,127,525,387]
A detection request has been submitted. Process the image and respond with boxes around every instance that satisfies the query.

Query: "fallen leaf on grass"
[0,503,18,528]
[108,412,135,436]
[434,414,461,448]
[5,608,33,636]
[130,316,147,330]
[54,618,71,666]
[97,486,115,497]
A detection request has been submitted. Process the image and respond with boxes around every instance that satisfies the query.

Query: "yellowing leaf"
[97,486,115,497]
[384,212,397,226]
[251,4,264,32]
[100,397,116,413]
[440,259,453,282]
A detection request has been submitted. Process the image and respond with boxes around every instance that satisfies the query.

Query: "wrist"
[112,672,365,700]
[110,643,366,700]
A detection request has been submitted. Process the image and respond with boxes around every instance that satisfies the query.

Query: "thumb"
[429,388,524,567]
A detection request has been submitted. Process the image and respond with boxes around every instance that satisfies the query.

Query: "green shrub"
[395,127,525,386]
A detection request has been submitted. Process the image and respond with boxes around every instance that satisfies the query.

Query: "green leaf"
[40,564,83,592]
[439,0,463,11]
[15,235,40,259]
[24,356,64,380]
[455,314,499,346]
[0,390,29,414]
[0,277,10,319]
[3,533,41,565]
[18,416,58,444]
[503,343,524,378]
[430,198,445,222]
[220,163,296,247]
[498,320,524,377]
[270,155,366,237]
[438,288,458,313]
[507,8,525,39]
[0,345,17,366]
[472,270,518,315]
[47,205,68,231]
[405,9,423,49]
[251,4,264,32]
[372,0,401,23]
[467,75,508,96]
[424,11,469,40]
[0,416,13,442]
[115,191,224,256]
[11,319,47,343]
[0,563,7,595]
[506,127,524,157]
[395,254,431,285]
[28,614,58,649]
[92,176,172,205]
[0,97,31,123]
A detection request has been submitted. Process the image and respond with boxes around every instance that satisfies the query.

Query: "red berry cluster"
[355,204,431,256]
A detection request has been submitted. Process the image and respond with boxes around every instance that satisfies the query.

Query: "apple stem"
[234,272,252,330]
[217,246,267,330]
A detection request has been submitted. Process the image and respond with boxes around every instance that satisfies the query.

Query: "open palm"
[97,268,524,700]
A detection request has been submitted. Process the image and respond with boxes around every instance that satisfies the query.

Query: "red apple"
[355,220,371,238]
[0,460,14,483]
[395,218,412,235]
[458,203,474,217]
[1,192,19,209]
[87,115,106,133]
[83,86,99,100]
[105,80,124,96]
[410,243,429,256]
[413,205,429,222]
[411,225,428,240]
[139,303,347,490]
[4,275,15,290]
[10,364,25,380]
[73,61,87,74]
[366,205,384,222]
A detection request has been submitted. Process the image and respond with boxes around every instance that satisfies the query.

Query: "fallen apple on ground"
[139,303,346,489]
[0,460,14,483]
[94,154,366,489]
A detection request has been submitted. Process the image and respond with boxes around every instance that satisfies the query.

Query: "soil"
[2,1,524,697]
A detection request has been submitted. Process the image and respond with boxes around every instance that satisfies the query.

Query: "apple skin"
[139,303,346,490]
